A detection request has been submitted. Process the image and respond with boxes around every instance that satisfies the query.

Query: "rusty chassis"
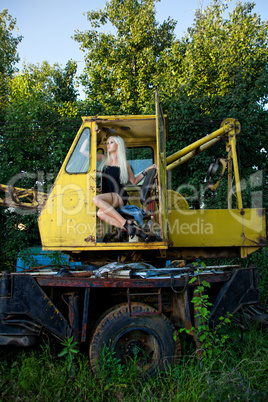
[0,266,260,348]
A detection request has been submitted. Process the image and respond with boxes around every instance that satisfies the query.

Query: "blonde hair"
[99,136,128,184]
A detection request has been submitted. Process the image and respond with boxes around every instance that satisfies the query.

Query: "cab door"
[38,119,98,250]
[155,90,168,244]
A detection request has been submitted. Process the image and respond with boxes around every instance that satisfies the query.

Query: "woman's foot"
[134,226,149,242]
[123,221,149,242]
[123,221,136,238]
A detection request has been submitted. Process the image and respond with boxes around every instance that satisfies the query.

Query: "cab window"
[126,147,153,179]
[66,128,90,173]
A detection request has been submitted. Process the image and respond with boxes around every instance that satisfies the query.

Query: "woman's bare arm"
[127,162,157,186]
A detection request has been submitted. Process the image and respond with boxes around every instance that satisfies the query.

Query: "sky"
[2,0,268,99]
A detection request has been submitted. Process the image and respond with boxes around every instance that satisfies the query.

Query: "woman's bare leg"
[93,193,149,241]
[97,209,124,229]
[93,193,126,228]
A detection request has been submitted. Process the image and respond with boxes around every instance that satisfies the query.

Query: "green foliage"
[1,61,81,184]
[95,344,127,391]
[51,60,78,103]
[158,1,268,106]
[58,336,79,374]
[158,0,268,210]
[95,342,150,390]
[0,9,22,111]
[74,0,176,114]
[247,245,268,307]
[0,61,83,266]
[178,267,232,366]
[0,210,40,270]
[0,325,267,400]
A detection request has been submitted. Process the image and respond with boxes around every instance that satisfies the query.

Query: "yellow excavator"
[0,92,265,264]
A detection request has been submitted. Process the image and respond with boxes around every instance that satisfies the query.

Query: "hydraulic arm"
[166,118,243,209]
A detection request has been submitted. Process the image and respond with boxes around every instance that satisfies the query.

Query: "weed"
[94,343,145,399]
[177,265,232,366]
[58,336,79,376]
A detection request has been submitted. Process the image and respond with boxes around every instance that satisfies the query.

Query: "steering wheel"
[140,168,157,206]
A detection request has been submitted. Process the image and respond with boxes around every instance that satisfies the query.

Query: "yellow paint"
[39,120,98,248]
[169,208,266,251]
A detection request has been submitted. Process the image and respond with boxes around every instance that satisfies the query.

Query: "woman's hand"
[144,164,157,174]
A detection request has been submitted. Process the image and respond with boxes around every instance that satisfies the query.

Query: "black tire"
[89,302,179,376]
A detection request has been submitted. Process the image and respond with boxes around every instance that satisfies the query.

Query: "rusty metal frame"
[35,270,231,288]
[127,288,162,316]
[81,288,90,342]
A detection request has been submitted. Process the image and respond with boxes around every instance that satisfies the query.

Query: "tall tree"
[0,61,81,265]
[0,9,22,112]
[156,1,268,209]
[1,61,79,181]
[74,0,176,114]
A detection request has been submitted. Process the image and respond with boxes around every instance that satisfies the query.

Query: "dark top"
[102,165,129,205]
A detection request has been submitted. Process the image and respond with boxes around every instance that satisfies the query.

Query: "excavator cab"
[38,93,169,260]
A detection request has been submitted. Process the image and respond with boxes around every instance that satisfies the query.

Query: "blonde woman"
[93,136,156,241]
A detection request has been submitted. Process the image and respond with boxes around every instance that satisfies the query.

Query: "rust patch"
[89,175,97,183]
[84,235,96,243]
[257,236,267,246]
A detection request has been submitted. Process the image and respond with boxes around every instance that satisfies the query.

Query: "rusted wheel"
[89,302,179,376]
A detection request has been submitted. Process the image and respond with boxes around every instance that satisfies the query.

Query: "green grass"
[0,324,267,401]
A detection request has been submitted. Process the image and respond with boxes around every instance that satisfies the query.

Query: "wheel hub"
[125,339,145,358]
